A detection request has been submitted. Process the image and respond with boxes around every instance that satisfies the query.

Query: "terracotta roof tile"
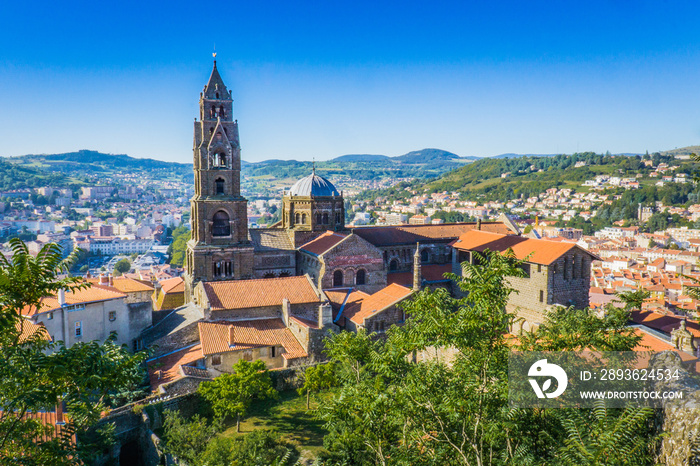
[299,231,347,256]
[23,282,126,317]
[453,230,597,265]
[343,283,412,325]
[387,264,452,287]
[87,276,154,293]
[160,277,185,294]
[353,222,511,246]
[204,276,321,311]
[15,319,50,343]
[147,344,204,390]
[198,319,307,360]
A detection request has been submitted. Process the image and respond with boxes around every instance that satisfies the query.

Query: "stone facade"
[282,195,345,232]
[298,233,387,294]
[184,61,254,300]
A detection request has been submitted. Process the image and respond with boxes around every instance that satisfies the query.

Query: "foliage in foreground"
[161,410,300,466]
[0,239,148,465]
[316,249,658,466]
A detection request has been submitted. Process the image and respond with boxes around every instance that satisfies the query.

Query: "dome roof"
[289,172,340,197]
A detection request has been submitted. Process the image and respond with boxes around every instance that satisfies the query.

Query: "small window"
[356,269,366,285]
[421,249,429,263]
[108,311,116,322]
[75,321,82,337]
[389,259,399,271]
[47,312,53,320]
[212,355,221,365]
[333,270,343,287]
[539,290,544,303]
[537,264,542,273]
[215,178,225,195]
[271,346,276,358]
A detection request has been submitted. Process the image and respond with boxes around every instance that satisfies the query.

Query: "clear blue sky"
[1,0,700,163]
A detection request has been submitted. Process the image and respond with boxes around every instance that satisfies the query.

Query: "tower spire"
[413,242,422,291]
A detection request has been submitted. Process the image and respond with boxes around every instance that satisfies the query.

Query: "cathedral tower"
[184,60,254,301]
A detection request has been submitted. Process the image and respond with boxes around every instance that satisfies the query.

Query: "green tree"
[113,258,131,275]
[0,239,147,464]
[162,411,220,466]
[200,430,300,466]
[298,362,338,410]
[198,359,278,433]
[615,289,651,313]
[318,249,656,465]
[168,225,190,267]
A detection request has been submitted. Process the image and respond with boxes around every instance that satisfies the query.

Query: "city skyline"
[1,1,700,163]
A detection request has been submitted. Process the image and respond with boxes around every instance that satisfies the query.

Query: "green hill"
[356,151,699,203]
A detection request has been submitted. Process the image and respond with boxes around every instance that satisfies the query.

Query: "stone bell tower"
[184,59,254,301]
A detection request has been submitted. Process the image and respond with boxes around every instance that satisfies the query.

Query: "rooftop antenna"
[312,158,316,175]
[213,44,217,62]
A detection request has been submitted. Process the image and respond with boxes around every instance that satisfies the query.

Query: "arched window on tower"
[333,270,343,287]
[421,249,429,263]
[209,128,214,136]
[212,211,230,237]
[316,214,322,224]
[335,212,341,224]
[215,92,219,99]
[210,106,216,119]
[356,269,366,285]
[302,213,307,224]
[219,106,226,119]
[389,259,399,271]
[214,152,227,167]
[215,178,225,195]
[216,132,222,141]
[295,213,301,224]
[322,213,329,224]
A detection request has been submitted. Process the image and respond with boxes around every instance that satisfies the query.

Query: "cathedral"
[145,60,533,392]
[183,59,517,303]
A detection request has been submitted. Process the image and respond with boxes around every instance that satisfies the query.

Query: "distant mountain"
[332,148,474,164]
[660,145,700,157]
[393,149,464,163]
[331,154,391,162]
[6,150,191,178]
[493,152,643,159]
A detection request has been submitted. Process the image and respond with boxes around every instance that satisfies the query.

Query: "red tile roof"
[198,319,307,360]
[160,276,185,294]
[343,283,412,325]
[299,231,347,255]
[87,276,154,293]
[387,264,453,287]
[16,319,50,343]
[22,283,126,317]
[203,276,321,311]
[352,222,511,246]
[147,344,204,391]
[453,230,596,265]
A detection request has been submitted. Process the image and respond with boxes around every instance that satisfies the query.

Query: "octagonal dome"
[288,172,340,197]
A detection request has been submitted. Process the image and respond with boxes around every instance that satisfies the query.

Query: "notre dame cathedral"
[183,60,517,303]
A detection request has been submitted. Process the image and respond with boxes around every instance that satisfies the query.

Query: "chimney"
[228,325,235,347]
[99,273,109,285]
[108,273,114,286]
[318,302,333,327]
[413,242,422,291]
[281,298,291,326]
[58,289,66,306]
[476,218,482,230]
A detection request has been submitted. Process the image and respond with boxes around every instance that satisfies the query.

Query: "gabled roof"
[452,230,597,265]
[23,283,126,317]
[299,231,347,256]
[352,222,511,247]
[198,319,307,360]
[15,319,50,343]
[203,276,321,311]
[343,283,412,326]
[160,276,185,294]
[87,276,154,293]
[147,344,204,391]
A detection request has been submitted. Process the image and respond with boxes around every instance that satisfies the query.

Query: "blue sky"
[1,0,700,163]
